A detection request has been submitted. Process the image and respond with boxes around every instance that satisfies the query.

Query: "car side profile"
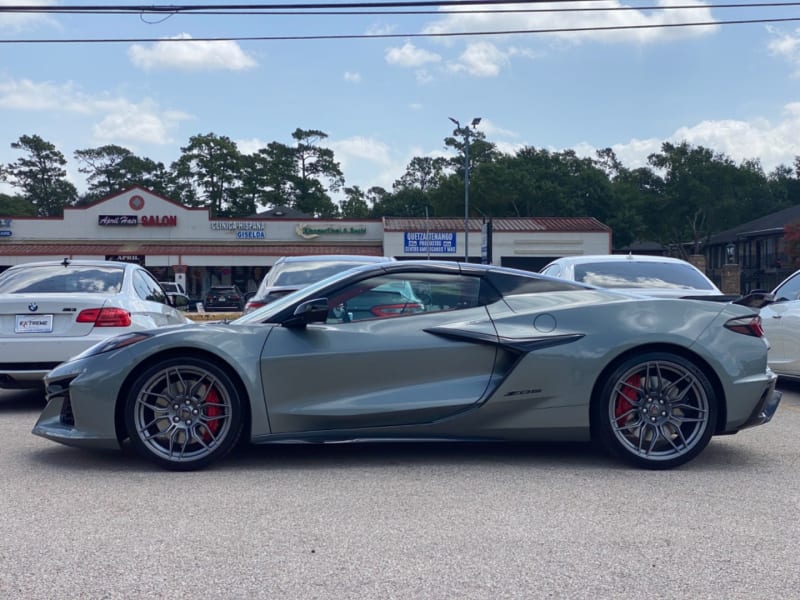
[33,261,780,471]
[0,259,189,388]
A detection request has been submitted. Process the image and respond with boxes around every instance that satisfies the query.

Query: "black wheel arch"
[114,347,252,445]
[589,343,727,440]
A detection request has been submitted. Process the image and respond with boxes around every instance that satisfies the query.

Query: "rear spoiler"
[681,291,774,309]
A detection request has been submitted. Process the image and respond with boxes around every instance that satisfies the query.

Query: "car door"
[131,269,188,326]
[260,271,500,434]
[761,271,800,376]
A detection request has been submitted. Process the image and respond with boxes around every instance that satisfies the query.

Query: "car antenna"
[61,257,70,267]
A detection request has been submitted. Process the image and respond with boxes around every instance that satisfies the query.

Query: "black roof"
[708,204,800,245]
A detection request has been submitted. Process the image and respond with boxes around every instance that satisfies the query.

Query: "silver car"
[761,268,800,380]
[33,261,780,471]
[0,259,189,388]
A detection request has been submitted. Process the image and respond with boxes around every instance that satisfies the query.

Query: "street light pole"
[449,116,481,263]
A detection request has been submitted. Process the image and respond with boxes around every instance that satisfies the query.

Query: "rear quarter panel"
[470,292,766,437]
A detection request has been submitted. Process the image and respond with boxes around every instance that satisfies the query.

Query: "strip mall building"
[0,187,611,299]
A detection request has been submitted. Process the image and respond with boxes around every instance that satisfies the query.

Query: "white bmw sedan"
[0,259,189,388]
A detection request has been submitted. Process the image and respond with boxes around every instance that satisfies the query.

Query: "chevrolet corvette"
[33,261,781,470]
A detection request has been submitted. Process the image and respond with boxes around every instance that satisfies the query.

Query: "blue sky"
[2,1,800,200]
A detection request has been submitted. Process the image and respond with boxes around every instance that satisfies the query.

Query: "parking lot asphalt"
[1,384,799,599]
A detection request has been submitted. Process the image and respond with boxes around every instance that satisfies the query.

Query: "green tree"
[0,192,37,216]
[647,142,773,254]
[170,133,242,216]
[341,186,371,218]
[239,142,297,211]
[394,156,447,192]
[291,128,344,217]
[73,144,169,204]
[3,134,77,216]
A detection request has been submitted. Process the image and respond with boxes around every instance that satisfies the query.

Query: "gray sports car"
[33,261,781,471]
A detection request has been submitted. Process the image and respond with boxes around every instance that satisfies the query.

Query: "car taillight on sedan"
[370,303,425,317]
[76,307,132,327]
[243,301,265,314]
[724,315,764,337]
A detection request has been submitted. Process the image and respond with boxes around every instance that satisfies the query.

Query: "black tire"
[124,356,244,470]
[592,352,717,470]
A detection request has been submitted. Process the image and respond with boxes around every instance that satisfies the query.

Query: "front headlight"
[74,332,153,359]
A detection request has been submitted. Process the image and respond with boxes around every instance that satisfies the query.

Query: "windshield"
[268,260,380,287]
[0,265,124,294]
[234,263,379,324]
[574,261,716,290]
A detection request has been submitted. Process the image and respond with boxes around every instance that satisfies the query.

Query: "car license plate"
[15,314,54,333]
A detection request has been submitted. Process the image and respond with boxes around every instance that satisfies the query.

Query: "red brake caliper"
[615,376,639,426]
[203,387,222,442]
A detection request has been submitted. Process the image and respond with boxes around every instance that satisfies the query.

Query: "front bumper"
[31,359,121,450]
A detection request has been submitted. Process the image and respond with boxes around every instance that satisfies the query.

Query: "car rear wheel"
[124,357,243,470]
[593,352,717,469]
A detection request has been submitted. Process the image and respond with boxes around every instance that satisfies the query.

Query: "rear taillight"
[724,315,764,337]
[76,307,132,327]
[244,301,265,314]
[370,303,424,317]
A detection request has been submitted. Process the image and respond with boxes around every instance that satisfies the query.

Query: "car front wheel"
[593,352,717,469]
[124,357,243,470]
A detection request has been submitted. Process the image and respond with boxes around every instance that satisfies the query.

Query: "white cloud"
[572,103,800,172]
[0,79,93,112]
[236,138,268,155]
[0,0,56,32]
[366,23,397,36]
[423,1,718,45]
[385,42,442,67]
[92,100,190,145]
[477,118,519,138]
[0,77,190,146]
[344,71,362,83]
[448,42,509,77]
[331,136,393,167]
[768,27,800,75]
[415,69,435,84]
[128,33,258,71]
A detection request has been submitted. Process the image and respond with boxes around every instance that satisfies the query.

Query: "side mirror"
[282,298,329,329]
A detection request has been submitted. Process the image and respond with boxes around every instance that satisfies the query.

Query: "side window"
[541,264,561,277]
[134,270,168,304]
[775,273,800,302]
[325,272,485,324]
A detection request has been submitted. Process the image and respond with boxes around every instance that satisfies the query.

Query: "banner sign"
[404,232,456,254]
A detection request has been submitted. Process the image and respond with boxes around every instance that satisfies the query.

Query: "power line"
[1,15,799,44]
[2,0,799,13]
[2,2,799,15]
[2,0,615,12]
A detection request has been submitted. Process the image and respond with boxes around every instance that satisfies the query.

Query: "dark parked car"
[203,285,245,312]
